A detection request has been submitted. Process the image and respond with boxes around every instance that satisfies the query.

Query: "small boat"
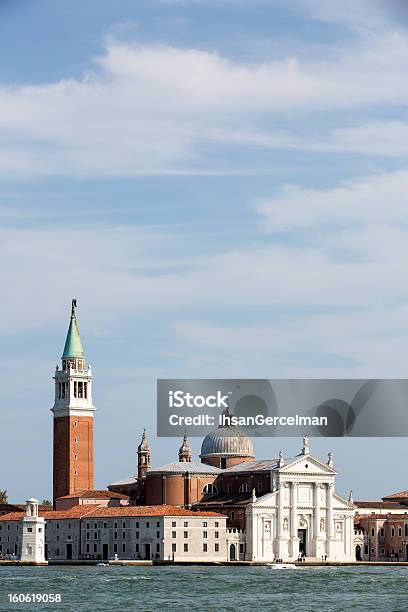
[96,562,110,567]
[270,562,297,570]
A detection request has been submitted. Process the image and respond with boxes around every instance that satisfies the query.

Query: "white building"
[19,498,46,563]
[245,438,355,562]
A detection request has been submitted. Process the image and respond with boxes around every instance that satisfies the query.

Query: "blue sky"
[2,0,408,502]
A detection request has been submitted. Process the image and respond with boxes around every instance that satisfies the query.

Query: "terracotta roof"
[0,504,51,513]
[0,504,225,521]
[356,513,408,520]
[354,501,407,510]
[82,505,225,518]
[383,490,408,500]
[56,490,129,500]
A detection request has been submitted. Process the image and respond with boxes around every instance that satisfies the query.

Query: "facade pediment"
[280,454,336,476]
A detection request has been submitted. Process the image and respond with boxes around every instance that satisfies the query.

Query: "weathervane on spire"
[71,299,77,317]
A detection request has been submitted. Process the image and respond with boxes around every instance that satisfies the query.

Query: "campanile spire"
[52,300,96,505]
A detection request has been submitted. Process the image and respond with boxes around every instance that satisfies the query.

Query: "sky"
[1,0,408,502]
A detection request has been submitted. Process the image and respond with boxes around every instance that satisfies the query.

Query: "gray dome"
[200,426,254,458]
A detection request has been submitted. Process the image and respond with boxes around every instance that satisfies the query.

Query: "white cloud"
[0,26,408,177]
[257,169,408,231]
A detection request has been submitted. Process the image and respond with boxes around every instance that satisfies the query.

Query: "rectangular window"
[122,532,126,539]
[27,528,32,533]
[215,543,219,552]
[203,522,208,527]
[94,532,97,540]
[215,531,219,539]
[84,382,87,398]
[391,528,395,537]
[184,543,188,552]
[114,522,118,529]
[94,523,97,529]
[203,532,208,538]
[78,381,83,398]
[114,532,118,540]
[122,543,126,553]
[215,522,219,528]
[136,522,139,528]
[136,544,139,553]
[122,522,126,529]
[74,381,77,398]
[146,522,150,528]
[157,531,160,538]
[156,543,160,553]
[86,544,90,553]
[172,531,176,538]
[399,528,402,537]
[371,528,375,536]
[184,531,188,539]
[136,532,139,539]
[172,521,176,527]
[380,528,384,536]
[114,544,117,553]
[156,522,160,528]
[184,521,188,528]
[203,543,207,552]
[94,543,97,553]
[103,523,107,529]
[172,544,176,552]
[86,532,90,540]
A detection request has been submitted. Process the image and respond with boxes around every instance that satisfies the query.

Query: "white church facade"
[245,441,355,562]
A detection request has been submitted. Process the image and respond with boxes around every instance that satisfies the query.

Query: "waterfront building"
[0,505,226,562]
[354,489,408,561]
[110,432,356,561]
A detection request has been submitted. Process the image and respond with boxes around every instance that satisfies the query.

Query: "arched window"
[202,483,218,495]
[239,483,249,493]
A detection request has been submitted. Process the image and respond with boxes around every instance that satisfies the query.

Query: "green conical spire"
[62,299,84,358]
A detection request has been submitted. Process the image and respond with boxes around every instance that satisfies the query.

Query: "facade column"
[326,483,334,558]
[290,482,299,558]
[313,483,322,558]
[276,481,288,560]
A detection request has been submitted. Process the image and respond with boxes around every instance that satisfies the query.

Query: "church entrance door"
[229,544,236,561]
[298,529,307,557]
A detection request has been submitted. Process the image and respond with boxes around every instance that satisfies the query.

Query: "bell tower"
[137,429,151,479]
[51,300,96,505]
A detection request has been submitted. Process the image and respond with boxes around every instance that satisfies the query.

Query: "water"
[1,565,408,612]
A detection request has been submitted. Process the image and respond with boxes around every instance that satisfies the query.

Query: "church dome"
[200,425,254,459]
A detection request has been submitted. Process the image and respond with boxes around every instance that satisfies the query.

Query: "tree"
[0,490,8,504]
[41,499,52,508]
